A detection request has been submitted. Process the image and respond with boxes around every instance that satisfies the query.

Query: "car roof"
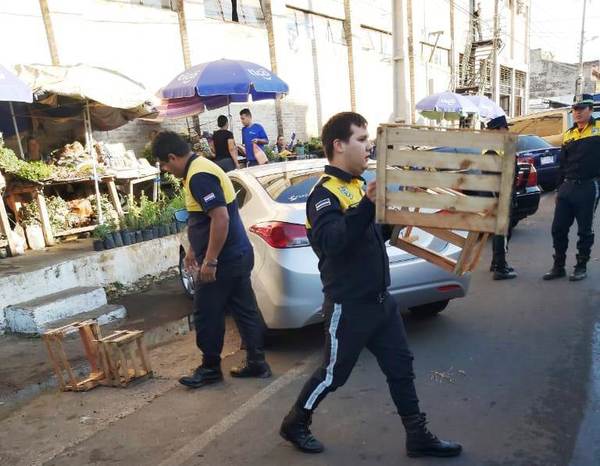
[232,159,375,180]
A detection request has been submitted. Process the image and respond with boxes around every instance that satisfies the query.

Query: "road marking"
[158,355,317,466]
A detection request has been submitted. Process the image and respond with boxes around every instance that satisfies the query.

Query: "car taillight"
[249,222,310,249]
[519,156,535,166]
[527,165,538,187]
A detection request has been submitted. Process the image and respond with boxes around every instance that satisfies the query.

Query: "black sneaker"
[179,366,223,388]
[543,267,566,280]
[230,360,272,378]
[569,265,587,281]
[493,267,517,280]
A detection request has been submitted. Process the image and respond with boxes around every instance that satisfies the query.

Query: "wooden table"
[112,168,160,202]
[4,175,123,247]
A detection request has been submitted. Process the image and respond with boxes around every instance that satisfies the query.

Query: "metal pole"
[492,0,500,100]
[449,0,456,91]
[392,0,412,123]
[8,102,25,159]
[576,0,588,95]
[84,101,103,225]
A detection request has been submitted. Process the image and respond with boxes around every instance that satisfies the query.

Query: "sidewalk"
[0,277,196,418]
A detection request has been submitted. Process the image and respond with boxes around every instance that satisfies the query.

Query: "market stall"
[0,64,160,254]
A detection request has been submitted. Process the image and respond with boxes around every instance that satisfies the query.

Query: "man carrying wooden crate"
[279,112,462,458]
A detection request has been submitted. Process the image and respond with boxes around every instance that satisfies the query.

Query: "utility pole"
[576,0,588,95]
[38,0,60,65]
[449,0,456,91]
[392,0,412,123]
[491,0,500,100]
[406,0,416,122]
[343,0,357,111]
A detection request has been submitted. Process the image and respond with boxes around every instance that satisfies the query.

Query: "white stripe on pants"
[304,303,343,410]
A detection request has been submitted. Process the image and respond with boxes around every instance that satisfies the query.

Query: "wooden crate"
[42,320,105,392]
[96,330,152,388]
[375,124,517,275]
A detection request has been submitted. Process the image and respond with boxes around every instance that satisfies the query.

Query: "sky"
[530,0,600,63]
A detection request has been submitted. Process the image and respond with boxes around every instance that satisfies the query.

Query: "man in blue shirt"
[240,108,268,166]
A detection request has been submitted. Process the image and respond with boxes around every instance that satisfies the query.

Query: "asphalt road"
[3,191,600,466]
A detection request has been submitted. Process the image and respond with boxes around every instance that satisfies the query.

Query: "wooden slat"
[384,209,497,233]
[494,141,517,235]
[375,126,388,223]
[386,149,504,172]
[387,191,498,214]
[419,227,466,248]
[137,338,152,374]
[393,237,456,273]
[453,232,481,275]
[382,125,512,152]
[0,192,18,256]
[387,169,501,192]
[466,233,490,272]
[35,190,55,246]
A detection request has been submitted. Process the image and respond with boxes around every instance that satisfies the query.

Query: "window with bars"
[204,0,265,25]
[499,65,513,95]
[105,0,175,8]
[420,42,450,67]
[361,27,391,58]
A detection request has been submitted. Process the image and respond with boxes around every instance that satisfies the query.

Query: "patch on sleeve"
[203,192,216,202]
[315,198,332,211]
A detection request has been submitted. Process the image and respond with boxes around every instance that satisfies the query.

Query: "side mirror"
[174,208,189,223]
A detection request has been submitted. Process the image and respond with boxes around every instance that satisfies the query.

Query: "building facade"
[0,0,530,156]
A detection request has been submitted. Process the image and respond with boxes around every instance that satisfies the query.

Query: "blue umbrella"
[416,91,479,121]
[159,59,289,117]
[0,65,32,157]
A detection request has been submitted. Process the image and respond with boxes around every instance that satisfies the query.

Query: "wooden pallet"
[96,330,152,388]
[376,124,517,275]
[42,320,104,392]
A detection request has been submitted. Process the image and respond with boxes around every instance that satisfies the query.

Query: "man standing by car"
[279,112,462,458]
[152,131,271,388]
[544,94,600,281]
[486,115,517,280]
[239,108,269,167]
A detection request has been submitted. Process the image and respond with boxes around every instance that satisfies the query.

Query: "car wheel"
[409,300,449,318]
[179,248,195,300]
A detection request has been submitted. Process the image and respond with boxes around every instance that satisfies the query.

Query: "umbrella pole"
[9,102,25,159]
[84,101,104,225]
[228,97,233,134]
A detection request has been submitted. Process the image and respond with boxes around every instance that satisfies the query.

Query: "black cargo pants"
[295,292,420,416]
[551,179,600,260]
[193,250,265,368]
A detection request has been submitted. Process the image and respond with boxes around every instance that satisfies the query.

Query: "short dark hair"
[240,108,252,118]
[217,115,228,127]
[321,112,368,161]
[152,131,190,162]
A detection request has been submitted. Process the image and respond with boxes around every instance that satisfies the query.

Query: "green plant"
[168,192,185,211]
[92,223,112,240]
[138,193,159,229]
[20,202,41,227]
[45,196,79,233]
[89,194,120,230]
[0,146,54,182]
[264,145,277,161]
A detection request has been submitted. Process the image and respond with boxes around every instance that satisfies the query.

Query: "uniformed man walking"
[544,94,600,281]
[152,131,271,388]
[279,112,462,458]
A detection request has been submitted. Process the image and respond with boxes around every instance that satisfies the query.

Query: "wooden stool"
[42,320,104,392]
[97,330,152,387]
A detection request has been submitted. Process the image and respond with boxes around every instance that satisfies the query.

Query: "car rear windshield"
[256,168,376,203]
[517,135,553,151]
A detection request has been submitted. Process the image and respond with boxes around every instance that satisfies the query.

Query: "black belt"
[564,178,599,185]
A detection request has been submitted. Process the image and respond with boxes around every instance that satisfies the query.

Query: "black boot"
[179,365,223,388]
[230,351,272,378]
[280,405,324,453]
[493,263,517,280]
[490,262,514,273]
[543,255,566,280]
[569,255,589,281]
[401,413,462,458]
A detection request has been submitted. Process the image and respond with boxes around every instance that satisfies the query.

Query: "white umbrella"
[416,91,479,121]
[0,65,33,158]
[465,95,506,120]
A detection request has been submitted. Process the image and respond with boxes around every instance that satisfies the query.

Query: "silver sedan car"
[179,159,471,329]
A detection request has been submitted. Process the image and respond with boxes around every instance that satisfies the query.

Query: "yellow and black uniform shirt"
[183,155,251,262]
[306,165,390,302]
[560,117,600,181]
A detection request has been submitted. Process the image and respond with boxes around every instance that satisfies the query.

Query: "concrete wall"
[0,234,180,333]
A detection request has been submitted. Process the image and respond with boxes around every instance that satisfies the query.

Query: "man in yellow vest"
[279,112,462,458]
[152,131,271,388]
[544,94,600,281]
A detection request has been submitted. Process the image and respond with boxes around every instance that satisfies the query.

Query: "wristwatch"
[203,259,218,268]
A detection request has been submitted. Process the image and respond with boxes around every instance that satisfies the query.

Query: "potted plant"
[139,194,158,241]
[92,223,111,251]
